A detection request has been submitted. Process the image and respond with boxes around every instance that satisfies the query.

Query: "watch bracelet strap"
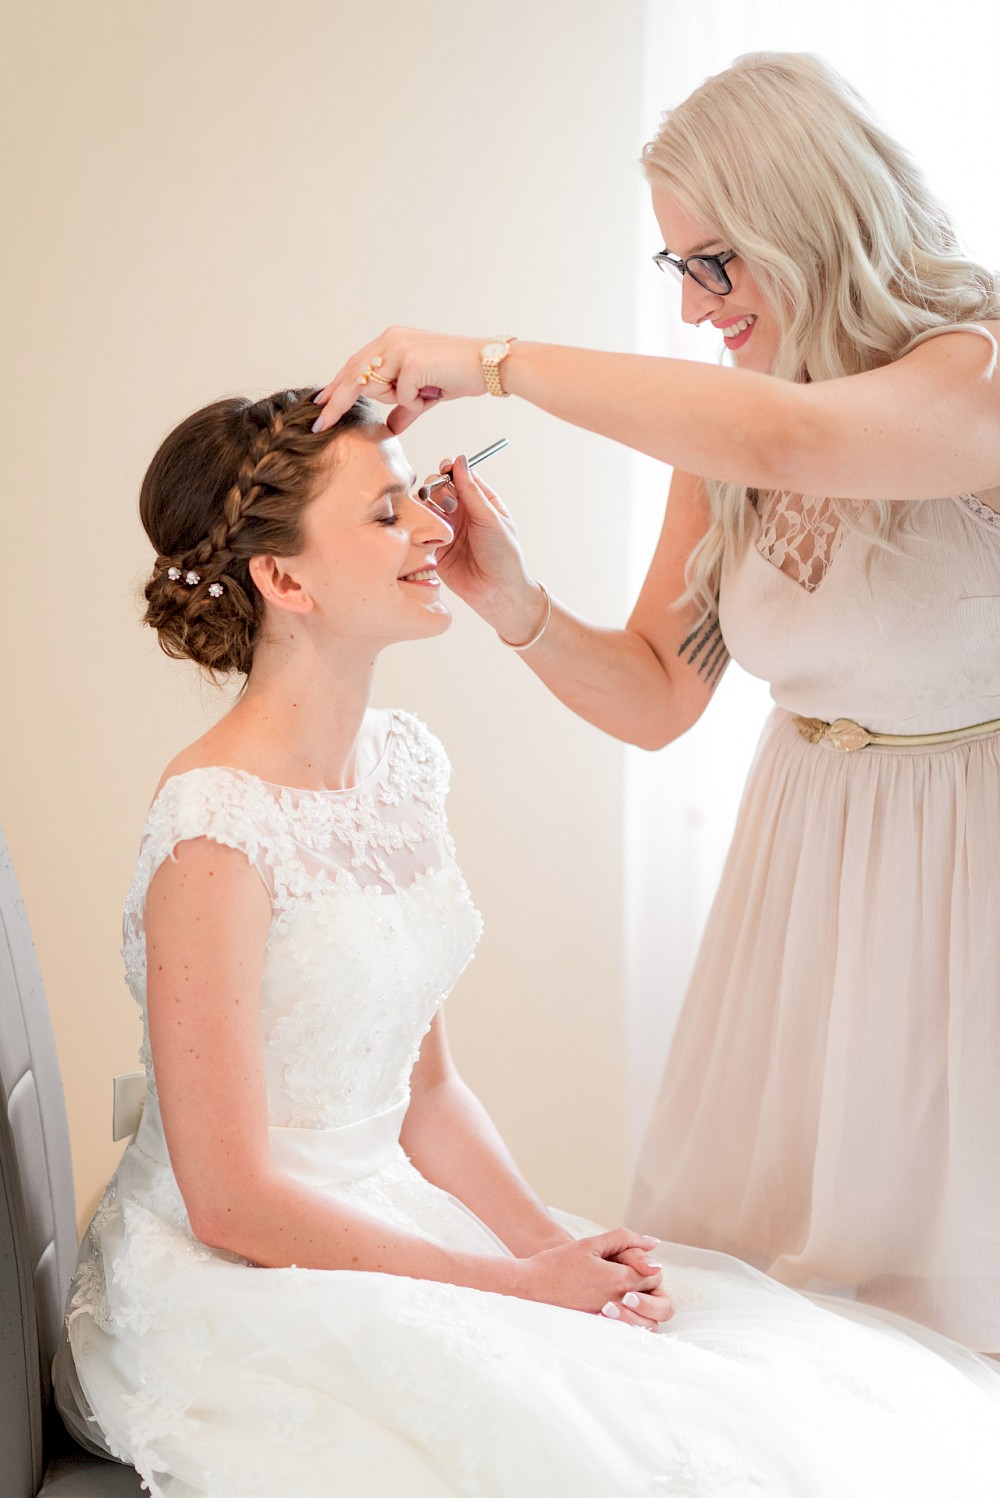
[484,363,510,398]
[484,335,516,398]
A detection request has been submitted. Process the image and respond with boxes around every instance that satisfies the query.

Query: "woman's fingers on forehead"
[315,354,365,409]
[312,378,356,430]
[313,338,392,425]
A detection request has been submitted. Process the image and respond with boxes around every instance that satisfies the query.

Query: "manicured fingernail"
[601,1302,621,1319]
[311,417,324,433]
[623,1292,641,1310]
[439,494,458,512]
[642,1262,660,1274]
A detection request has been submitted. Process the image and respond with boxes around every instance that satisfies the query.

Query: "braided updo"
[141,389,381,676]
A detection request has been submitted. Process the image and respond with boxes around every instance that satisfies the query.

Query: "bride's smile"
[255,429,454,649]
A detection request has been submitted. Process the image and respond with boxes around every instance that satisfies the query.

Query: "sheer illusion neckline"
[152,709,396,809]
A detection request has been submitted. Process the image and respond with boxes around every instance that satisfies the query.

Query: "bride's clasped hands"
[510,1228,673,1328]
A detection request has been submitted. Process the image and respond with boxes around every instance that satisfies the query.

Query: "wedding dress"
[57,708,1000,1496]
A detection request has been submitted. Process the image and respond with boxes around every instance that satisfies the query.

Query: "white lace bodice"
[122,710,482,1127]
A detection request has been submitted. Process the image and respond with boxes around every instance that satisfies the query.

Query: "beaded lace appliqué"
[752,490,845,593]
[264,863,481,1127]
[650,1434,766,1494]
[119,710,481,1119]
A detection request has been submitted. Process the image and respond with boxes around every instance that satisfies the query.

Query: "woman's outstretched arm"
[314,324,1000,501]
[499,331,1000,500]
[144,837,663,1317]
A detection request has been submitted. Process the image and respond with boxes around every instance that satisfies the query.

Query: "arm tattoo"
[678,613,729,688]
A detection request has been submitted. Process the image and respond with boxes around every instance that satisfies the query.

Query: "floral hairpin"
[166,566,224,598]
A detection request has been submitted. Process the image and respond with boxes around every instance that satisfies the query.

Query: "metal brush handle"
[417,437,509,499]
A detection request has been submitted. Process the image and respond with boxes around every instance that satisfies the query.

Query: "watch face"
[482,340,508,360]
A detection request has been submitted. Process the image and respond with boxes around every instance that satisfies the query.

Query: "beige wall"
[1,1,646,1228]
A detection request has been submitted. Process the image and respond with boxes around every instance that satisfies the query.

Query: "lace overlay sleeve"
[137,770,278,901]
[121,770,282,1097]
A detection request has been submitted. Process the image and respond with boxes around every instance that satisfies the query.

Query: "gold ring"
[358,355,386,386]
[366,370,394,386]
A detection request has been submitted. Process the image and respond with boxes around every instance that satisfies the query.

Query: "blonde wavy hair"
[641,51,1000,614]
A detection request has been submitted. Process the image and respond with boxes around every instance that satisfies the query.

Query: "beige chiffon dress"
[628,488,1000,1352]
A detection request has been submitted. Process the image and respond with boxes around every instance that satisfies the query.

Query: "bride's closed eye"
[376,511,400,527]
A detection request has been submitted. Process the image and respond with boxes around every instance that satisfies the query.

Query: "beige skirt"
[629,707,1000,1353]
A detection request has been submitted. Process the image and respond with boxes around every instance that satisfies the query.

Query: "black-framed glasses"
[652,247,737,295]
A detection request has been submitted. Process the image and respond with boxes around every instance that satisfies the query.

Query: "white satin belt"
[131,1087,409,1187]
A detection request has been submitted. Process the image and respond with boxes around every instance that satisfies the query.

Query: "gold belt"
[793,714,1000,752]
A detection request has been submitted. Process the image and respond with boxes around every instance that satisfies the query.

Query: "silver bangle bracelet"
[497,583,552,652]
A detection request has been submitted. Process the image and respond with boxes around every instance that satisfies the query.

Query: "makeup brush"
[417,437,509,501]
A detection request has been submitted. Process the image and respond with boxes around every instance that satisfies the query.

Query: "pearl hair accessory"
[163,563,223,598]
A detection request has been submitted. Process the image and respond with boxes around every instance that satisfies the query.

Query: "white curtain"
[625,0,1000,1158]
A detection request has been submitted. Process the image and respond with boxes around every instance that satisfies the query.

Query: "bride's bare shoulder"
[150,724,247,802]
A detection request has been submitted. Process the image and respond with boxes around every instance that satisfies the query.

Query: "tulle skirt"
[630,707,1000,1351]
[58,1120,1000,1498]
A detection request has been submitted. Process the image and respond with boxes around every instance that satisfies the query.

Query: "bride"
[57,387,1000,1496]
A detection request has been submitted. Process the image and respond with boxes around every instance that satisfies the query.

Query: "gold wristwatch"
[480,336,516,398]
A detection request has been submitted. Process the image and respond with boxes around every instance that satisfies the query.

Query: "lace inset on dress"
[752,490,846,593]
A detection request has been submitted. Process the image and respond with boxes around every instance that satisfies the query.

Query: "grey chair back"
[1,1081,42,1496]
[0,826,143,1495]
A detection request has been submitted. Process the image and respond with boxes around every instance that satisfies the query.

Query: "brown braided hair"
[141,389,382,676]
